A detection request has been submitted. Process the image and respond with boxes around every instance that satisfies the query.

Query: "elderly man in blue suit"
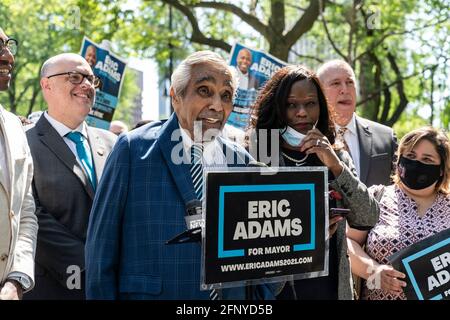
[86,50,276,299]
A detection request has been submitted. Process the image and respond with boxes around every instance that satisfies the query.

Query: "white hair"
[40,53,89,78]
[170,50,237,97]
[317,59,356,81]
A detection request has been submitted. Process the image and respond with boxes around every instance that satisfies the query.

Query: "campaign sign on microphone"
[201,167,328,289]
[389,228,450,300]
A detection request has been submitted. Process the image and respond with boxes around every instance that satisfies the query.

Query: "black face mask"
[398,155,442,190]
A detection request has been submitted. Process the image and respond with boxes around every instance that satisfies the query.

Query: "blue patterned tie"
[190,144,218,300]
[66,131,96,190]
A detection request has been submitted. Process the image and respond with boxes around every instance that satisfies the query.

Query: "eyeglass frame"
[0,38,18,55]
[46,71,101,88]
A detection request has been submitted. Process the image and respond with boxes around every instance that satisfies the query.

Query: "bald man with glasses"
[24,53,116,299]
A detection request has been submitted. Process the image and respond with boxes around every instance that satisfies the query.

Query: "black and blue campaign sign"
[201,167,328,288]
[389,228,450,300]
[80,36,127,130]
[227,43,287,130]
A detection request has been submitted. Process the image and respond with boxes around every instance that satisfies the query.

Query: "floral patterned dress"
[362,184,450,300]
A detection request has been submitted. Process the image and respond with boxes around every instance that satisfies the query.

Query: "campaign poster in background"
[80,36,127,130]
[227,43,287,130]
[201,167,328,289]
[389,228,450,300]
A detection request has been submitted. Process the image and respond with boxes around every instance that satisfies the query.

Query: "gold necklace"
[281,151,308,166]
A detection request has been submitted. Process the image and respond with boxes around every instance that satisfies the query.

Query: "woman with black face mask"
[347,127,450,300]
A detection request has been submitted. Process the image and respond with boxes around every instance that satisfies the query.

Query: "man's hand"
[0,280,23,300]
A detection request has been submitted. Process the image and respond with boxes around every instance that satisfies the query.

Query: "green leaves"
[1,0,448,133]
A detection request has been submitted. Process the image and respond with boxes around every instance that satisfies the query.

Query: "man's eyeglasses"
[0,38,18,55]
[47,71,100,88]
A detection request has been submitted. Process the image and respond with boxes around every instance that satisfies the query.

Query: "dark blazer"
[355,115,397,187]
[247,71,260,90]
[24,115,116,299]
[85,113,276,300]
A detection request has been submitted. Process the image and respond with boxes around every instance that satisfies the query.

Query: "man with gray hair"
[317,60,397,187]
[0,26,38,300]
[86,50,276,299]
[25,53,116,299]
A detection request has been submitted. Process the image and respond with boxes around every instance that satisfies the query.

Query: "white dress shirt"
[335,113,361,177]
[231,66,249,90]
[179,123,228,168]
[44,112,93,172]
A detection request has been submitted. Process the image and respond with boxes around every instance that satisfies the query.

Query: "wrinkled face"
[0,30,14,91]
[237,49,252,74]
[172,62,234,141]
[286,79,320,135]
[84,47,96,69]
[41,58,96,129]
[321,66,356,126]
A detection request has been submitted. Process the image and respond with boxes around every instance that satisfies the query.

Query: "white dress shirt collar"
[178,122,226,167]
[44,112,87,139]
[335,113,360,176]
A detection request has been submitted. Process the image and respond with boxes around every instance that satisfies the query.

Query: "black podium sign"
[389,228,450,300]
[201,167,328,289]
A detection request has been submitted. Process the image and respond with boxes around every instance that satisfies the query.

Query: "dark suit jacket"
[247,71,260,90]
[85,113,276,300]
[24,115,116,299]
[355,115,397,187]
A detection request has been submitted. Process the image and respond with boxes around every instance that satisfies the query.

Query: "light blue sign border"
[402,237,450,300]
[218,183,316,259]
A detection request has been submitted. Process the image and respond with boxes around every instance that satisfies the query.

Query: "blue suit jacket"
[86,114,275,299]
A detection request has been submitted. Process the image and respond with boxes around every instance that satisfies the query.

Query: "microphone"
[184,199,204,230]
[166,199,203,245]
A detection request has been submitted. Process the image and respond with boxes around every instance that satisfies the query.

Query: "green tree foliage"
[128,0,448,131]
[112,68,139,128]
[0,0,140,125]
[2,0,448,132]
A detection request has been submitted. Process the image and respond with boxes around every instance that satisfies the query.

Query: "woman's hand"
[299,128,343,177]
[368,264,407,294]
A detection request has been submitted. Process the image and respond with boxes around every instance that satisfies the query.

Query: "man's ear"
[40,78,50,91]
[170,87,180,108]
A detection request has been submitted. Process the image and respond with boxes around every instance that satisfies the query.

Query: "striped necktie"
[190,144,219,300]
[337,127,352,159]
[190,143,204,200]
[66,131,96,190]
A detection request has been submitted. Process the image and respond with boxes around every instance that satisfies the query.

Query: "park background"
[0,0,449,138]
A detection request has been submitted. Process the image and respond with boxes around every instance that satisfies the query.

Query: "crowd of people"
[0,25,449,300]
